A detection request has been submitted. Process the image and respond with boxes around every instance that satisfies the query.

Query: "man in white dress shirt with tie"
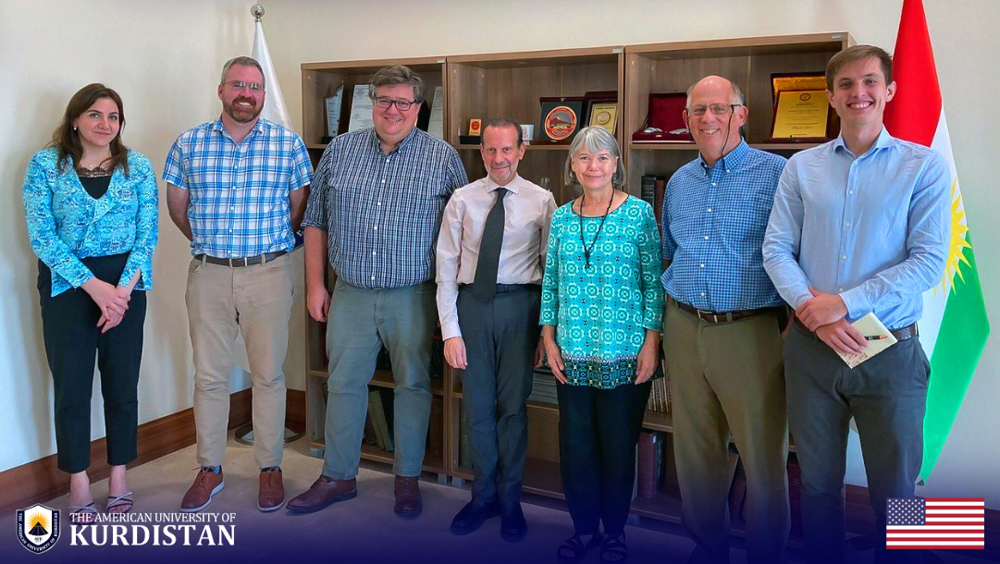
[436,117,556,541]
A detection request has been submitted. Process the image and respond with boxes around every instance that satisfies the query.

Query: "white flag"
[252,20,291,129]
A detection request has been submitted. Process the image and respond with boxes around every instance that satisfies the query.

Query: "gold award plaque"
[589,103,618,135]
[771,90,829,139]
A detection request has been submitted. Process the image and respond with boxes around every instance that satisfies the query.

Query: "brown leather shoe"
[257,468,285,512]
[394,475,422,516]
[285,475,357,513]
[180,467,224,513]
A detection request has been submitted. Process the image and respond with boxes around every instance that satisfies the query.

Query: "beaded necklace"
[578,191,615,269]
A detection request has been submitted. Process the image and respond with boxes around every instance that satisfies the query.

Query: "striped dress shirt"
[303,127,468,289]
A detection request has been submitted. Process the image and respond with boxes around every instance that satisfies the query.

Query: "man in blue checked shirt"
[763,46,950,564]
[288,65,468,517]
[661,75,790,564]
[164,56,313,514]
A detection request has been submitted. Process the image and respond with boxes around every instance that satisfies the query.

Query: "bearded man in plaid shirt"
[164,56,313,514]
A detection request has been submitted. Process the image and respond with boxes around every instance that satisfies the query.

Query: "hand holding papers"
[835,313,898,368]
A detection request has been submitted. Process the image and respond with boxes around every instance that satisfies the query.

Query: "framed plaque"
[539,97,585,144]
[324,85,344,140]
[588,102,618,134]
[469,118,482,136]
[771,90,829,138]
[764,73,838,143]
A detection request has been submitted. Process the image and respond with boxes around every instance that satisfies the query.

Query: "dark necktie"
[472,187,508,301]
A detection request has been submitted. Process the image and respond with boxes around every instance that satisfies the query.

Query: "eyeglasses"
[225,80,263,92]
[687,104,742,117]
[373,97,417,111]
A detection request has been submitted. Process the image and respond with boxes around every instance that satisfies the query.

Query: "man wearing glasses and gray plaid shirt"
[288,65,467,517]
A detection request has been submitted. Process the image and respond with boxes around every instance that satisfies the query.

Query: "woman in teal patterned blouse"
[22,84,158,523]
[541,127,662,563]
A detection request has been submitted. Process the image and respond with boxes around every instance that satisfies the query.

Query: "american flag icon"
[886,498,985,549]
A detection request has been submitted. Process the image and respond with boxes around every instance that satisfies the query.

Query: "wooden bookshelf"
[623,33,852,194]
[300,56,447,164]
[447,46,624,205]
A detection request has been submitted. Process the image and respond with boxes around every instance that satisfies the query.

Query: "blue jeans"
[322,278,436,479]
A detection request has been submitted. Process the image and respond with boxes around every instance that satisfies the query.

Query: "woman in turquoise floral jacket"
[22,83,157,524]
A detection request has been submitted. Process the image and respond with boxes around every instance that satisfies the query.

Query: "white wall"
[1,0,996,506]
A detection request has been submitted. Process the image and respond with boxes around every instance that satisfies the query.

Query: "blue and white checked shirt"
[661,140,786,312]
[763,128,950,329]
[302,127,468,289]
[162,118,313,257]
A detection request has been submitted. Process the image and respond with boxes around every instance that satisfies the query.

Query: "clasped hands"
[82,278,131,333]
[797,286,867,356]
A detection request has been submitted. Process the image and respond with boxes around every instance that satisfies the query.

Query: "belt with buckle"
[196,250,287,267]
[675,301,776,324]
[793,317,919,341]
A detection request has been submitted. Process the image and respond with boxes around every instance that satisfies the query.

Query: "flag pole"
[233,2,305,448]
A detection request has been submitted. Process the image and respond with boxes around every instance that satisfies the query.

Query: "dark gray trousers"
[458,284,541,505]
[785,324,929,564]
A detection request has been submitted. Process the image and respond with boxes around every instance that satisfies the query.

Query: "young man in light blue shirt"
[763,45,950,564]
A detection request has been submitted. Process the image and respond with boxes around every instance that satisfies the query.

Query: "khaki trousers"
[186,254,294,469]
[664,304,789,564]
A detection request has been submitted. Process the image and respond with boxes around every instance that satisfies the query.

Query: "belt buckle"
[230,257,248,267]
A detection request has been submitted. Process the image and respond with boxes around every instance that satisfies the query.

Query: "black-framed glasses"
[225,80,263,92]
[687,103,742,117]
[373,97,417,111]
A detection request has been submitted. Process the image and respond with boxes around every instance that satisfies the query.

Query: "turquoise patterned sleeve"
[638,202,664,331]
[22,152,94,290]
[118,153,159,290]
[539,207,563,326]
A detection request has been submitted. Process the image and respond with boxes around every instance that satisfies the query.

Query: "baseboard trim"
[0,389,253,514]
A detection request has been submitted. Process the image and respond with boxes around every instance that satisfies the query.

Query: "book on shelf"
[363,413,378,447]
[380,387,395,452]
[426,396,444,460]
[653,176,667,228]
[367,390,386,450]
[729,457,748,520]
[641,175,657,209]
[788,456,804,537]
[528,372,558,405]
[637,431,663,498]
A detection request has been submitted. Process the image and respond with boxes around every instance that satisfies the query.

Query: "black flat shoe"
[450,499,501,534]
[500,502,527,541]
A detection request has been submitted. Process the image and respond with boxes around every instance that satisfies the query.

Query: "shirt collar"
[212,117,264,141]
[832,126,895,158]
[699,139,749,173]
[484,174,521,195]
[370,126,419,154]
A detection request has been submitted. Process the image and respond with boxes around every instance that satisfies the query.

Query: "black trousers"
[557,380,651,537]
[38,254,146,473]
[458,284,541,504]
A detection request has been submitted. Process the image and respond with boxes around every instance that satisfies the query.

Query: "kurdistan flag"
[883,0,991,482]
